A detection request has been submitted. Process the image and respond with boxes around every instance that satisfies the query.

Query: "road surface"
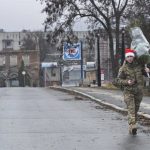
[0,87,150,150]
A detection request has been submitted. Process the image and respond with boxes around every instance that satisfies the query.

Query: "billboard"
[63,42,81,60]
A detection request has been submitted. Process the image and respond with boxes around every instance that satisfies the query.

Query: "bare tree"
[21,31,50,62]
[85,31,95,62]
[38,0,129,77]
[21,33,36,50]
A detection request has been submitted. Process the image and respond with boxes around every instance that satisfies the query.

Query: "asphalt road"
[69,87,150,115]
[0,87,150,150]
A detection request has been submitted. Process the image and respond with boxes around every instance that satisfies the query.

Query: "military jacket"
[117,62,144,92]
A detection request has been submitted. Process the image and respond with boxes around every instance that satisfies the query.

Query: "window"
[10,55,17,66]
[22,55,29,66]
[51,68,56,77]
[0,56,5,66]
[2,39,13,49]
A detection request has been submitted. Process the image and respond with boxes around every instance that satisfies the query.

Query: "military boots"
[129,124,137,135]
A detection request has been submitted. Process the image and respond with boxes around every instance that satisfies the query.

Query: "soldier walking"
[117,48,150,135]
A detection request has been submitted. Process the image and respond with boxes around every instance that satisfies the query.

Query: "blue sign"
[63,42,81,60]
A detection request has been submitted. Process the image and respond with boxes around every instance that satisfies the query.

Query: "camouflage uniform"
[117,61,144,125]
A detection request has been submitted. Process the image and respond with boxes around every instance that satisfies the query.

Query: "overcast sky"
[0,0,46,32]
[0,0,87,32]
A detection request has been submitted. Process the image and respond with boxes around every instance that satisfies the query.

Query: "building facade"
[0,30,112,87]
[0,31,40,87]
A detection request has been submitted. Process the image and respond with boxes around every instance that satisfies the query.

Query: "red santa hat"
[125,48,135,58]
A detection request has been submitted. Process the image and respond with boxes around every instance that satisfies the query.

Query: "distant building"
[44,30,112,84]
[0,31,40,87]
[0,30,112,87]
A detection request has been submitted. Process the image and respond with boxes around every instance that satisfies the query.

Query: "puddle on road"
[60,95,90,101]
[94,104,112,112]
[60,98,75,101]
[95,105,104,109]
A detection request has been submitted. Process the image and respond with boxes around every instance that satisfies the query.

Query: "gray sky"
[0,0,46,31]
[0,0,87,32]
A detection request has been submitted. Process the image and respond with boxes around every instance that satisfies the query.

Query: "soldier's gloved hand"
[128,80,135,85]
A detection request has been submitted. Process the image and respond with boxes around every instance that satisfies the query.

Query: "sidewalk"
[50,86,150,120]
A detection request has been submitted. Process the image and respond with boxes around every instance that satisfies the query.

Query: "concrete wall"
[0,32,26,51]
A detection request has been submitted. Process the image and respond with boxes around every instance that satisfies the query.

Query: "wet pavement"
[0,87,150,150]
[67,87,150,115]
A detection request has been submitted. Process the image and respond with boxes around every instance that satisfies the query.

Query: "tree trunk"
[115,16,120,56]
[109,34,117,78]
[115,15,121,73]
[107,27,117,78]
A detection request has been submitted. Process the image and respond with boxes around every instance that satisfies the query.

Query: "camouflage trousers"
[124,90,143,125]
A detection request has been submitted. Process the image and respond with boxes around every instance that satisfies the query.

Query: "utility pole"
[121,28,125,65]
[97,34,101,87]
[80,41,83,86]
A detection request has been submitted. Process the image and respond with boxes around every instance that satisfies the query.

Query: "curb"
[49,86,150,120]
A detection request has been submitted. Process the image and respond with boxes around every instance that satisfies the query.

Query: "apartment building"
[0,30,40,87]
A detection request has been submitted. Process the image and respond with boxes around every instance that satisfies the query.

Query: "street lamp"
[121,28,125,65]
[22,71,26,87]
